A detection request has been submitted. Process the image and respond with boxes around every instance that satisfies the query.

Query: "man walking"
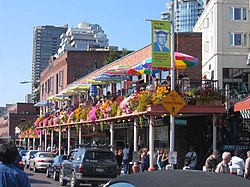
[123,144,130,174]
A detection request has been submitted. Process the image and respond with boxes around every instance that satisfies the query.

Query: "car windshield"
[84,151,115,162]
[30,151,39,156]
[39,153,55,158]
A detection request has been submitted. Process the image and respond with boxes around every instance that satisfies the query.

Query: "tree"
[104,48,133,65]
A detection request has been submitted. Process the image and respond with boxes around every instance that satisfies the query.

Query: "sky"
[0,0,169,107]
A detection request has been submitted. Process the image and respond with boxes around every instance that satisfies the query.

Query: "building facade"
[162,0,204,32]
[193,0,250,93]
[56,22,111,58]
[39,50,123,105]
[0,103,38,142]
[32,25,68,93]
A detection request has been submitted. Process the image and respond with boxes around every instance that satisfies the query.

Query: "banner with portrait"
[151,20,171,68]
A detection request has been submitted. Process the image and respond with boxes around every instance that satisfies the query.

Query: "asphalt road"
[26,168,103,187]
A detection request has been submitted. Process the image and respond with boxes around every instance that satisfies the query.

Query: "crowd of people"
[113,144,250,180]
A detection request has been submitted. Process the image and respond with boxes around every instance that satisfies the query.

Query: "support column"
[148,116,155,171]
[132,117,140,173]
[27,136,30,151]
[51,129,54,151]
[33,137,35,150]
[79,126,82,146]
[213,114,217,151]
[59,128,62,155]
[68,127,71,155]
[110,122,114,152]
[39,129,42,146]
[44,129,47,151]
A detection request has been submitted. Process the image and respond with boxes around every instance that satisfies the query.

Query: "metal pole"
[169,0,176,170]
[39,129,42,146]
[44,129,47,151]
[51,129,54,152]
[27,135,30,151]
[148,116,155,171]
[79,126,82,145]
[33,137,35,150]
[212,114,217,151]
[59,129,62,155]
[68,127,71,155]
[110,122,114,152]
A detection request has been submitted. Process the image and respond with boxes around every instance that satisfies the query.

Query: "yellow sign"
[162,90,186,116]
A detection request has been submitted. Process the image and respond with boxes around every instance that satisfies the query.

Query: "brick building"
[0,103,38,142]
[39,50,124,101]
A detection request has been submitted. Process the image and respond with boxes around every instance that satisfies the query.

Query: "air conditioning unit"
[247,52,250,65]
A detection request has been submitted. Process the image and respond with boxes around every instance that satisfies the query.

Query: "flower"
[180,87,225,105]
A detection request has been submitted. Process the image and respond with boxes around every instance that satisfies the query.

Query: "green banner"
[151,20,171,68]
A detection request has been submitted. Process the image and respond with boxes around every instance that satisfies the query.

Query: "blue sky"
[0,0,169,106]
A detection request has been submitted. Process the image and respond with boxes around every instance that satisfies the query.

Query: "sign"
[175,119,187,125]
[162,90,186,116]
[151,20,171,68]
[169,151,177,164]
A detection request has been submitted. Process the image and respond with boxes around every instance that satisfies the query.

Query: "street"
[26,168,95,187]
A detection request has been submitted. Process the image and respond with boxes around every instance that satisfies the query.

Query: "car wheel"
[91,184,99,187]
[70,171,80,187]
[59,170,67,186]
[46,169,51,178]
[53,171,59,181]
[33,164,37,173]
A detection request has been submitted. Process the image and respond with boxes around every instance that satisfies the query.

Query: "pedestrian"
[231,149,245,176]
[122,144,129,174]
[244,150,250,179]
[0,141,31,187]
[184,146,197,170]
[140,148,149,172]
[114,149,123,175]
[46,144,51,152]
[157,149,164,170]
[215,151,231,173]
[204,150,221,172]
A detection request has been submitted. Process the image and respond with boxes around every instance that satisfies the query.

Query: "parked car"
[29,152,56,172]
[19,149,28,157]
[22,150,41,169]
[104,170,250,187]
[46,155,67,181]
[59,147,118,187]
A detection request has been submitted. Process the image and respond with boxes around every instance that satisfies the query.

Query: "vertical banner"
[152,20,171,68]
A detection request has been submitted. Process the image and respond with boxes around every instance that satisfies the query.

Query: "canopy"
[104,65,130,75]
[127,52,198,75]
[234,96,250,112]
[34,100,47,107]
[93,73,131,82]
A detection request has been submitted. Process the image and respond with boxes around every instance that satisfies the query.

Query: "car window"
[39,153,55,158]
[84,151,115,162]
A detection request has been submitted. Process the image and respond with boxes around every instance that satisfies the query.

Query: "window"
[59,70,64,87]
[229,32,247,46]
[229,7,247,21]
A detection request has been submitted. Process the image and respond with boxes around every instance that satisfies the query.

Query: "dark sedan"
[46,155,67,181]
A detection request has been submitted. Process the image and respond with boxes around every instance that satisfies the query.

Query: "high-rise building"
[24,94,32,103]
[162,0,204,32]
[56,22,109,57]
[32,25,68,92]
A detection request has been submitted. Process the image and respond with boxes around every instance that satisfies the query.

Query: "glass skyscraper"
[162,0,204,32]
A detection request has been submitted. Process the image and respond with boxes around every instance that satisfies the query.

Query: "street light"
[19,80,32,84]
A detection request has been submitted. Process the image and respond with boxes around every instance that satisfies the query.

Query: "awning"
[234,96,250,112]
[34,100,47,107]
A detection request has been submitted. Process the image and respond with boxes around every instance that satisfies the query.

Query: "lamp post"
[169,0,176,169]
